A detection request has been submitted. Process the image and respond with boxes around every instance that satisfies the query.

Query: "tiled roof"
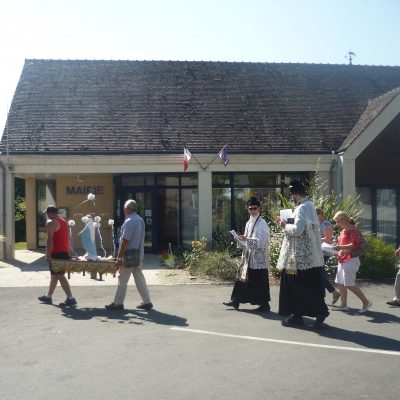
[340,87,400,150]
[2,59,400,155]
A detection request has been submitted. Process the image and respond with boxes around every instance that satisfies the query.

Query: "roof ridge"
[23,59,400,68]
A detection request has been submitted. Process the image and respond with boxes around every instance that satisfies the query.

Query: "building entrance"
[118,189,156,253]
[116,173,199,254]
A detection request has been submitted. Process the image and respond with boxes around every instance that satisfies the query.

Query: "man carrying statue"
[105,199,153,310]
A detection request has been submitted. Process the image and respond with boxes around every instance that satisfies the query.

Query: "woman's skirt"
[231,268,270,305]
[279,267,328,317]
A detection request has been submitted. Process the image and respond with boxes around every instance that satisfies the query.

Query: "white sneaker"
[359,301,373,314]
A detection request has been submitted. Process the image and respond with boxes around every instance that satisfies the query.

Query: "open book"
[280,209,293,222]
[229,230,246,246]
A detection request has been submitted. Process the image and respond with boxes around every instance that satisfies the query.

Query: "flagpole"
[190,152,207,171]
[182,143,229,171]
[203,143,229,170]
[202,153,220,170]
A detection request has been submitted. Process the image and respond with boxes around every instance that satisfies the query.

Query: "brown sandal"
[332,291,340,305]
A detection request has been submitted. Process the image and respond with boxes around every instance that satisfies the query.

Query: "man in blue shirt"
[105,199,153,310]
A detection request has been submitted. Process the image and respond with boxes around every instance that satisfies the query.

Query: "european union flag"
[218,145,229,166]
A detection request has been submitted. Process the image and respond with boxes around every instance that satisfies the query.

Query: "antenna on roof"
[345,50,356,65]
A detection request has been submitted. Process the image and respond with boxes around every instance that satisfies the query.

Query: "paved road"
[0,283,399,400]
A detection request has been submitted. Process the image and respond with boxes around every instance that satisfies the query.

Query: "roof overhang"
[0,152,335,177]
[338,92,400,159]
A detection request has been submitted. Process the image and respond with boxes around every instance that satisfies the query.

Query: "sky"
[1,0,400,135]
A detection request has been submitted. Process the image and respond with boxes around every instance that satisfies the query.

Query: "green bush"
[183,237,239,280]
[358,235,397,279]
[211,232,242,258]
[268,224,283,278]
[15,242,27,250]
[163,254,186,269]
[160,246,186,269]
[188,250,238,280]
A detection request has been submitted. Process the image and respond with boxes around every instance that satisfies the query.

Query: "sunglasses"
[248,206,258,210]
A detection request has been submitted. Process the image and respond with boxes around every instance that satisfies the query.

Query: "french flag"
[183,147,192,171]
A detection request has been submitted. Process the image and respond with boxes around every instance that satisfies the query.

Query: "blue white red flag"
[183,147,192,171]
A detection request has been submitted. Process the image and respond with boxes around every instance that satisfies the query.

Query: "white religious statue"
[79,215,98,261]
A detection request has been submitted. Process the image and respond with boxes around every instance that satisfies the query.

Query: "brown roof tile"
[2,59,400,155]
[340,87,400,150]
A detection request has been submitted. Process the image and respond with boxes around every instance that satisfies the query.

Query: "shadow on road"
[242,309,400,352]
[58,306,188,327]
[301,309,400,352]
[316,324,400,352]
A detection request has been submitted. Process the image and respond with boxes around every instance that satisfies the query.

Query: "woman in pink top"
[332,211,372,313]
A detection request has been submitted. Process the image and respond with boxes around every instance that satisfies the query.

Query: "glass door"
[118,189,155,252]
[37,180,56,247]
[376,188,397,244]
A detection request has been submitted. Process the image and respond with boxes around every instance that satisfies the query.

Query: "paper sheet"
[280,209,293,222]
[229,230,246,246]
[321,242,339,255]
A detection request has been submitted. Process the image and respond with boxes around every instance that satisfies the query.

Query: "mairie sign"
[66,186,105,195]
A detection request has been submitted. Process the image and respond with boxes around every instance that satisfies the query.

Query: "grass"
[15,242,27,250]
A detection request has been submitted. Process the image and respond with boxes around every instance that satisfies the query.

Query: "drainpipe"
[0,160,6,258]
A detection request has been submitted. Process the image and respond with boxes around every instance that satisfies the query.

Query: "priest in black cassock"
[277,180,329,328]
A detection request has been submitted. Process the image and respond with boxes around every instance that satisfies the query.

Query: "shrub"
[161,246,186,269]
[358,235,397,280]
[189,250,238,280]
[184,237,239,280]
[211,231,242,258]
[183,237,208,270]
[164,254,185,269]
[268,224,283,278]
[307,165,362,222]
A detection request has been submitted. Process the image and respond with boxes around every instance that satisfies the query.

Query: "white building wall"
[197,171,213,241]
[0,152,335,259]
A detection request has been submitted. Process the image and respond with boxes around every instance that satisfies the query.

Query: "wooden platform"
[51,258,117,278]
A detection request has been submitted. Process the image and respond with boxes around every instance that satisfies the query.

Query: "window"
[212,172,309,236]
[119,173,198,252]
[376,189,397,244]
[182,189,198,246]
[212,188,231,234]
[357,188,372,233]
[233,173,279,186]
[121,175,154,186]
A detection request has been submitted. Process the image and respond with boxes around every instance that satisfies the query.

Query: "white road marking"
[170,327,400,356]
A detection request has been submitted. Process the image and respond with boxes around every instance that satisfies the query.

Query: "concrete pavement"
[0,283,399,400]
[1,250,400,399]
[0,249,212,287]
